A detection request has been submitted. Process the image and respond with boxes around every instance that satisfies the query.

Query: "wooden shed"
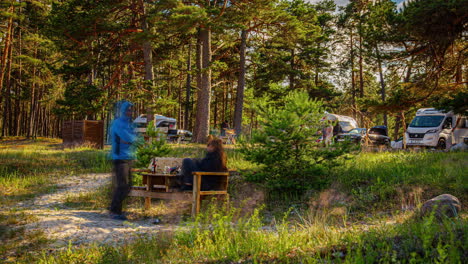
[62,120,104,149]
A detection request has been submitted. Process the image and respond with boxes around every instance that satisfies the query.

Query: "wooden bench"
[128,158,229,216]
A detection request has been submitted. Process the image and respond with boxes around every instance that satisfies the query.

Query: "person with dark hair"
[109,101,136,221]
[179,138,228,191]
[220,120,229,136]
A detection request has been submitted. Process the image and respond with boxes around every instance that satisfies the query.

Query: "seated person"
[179,138,228,191]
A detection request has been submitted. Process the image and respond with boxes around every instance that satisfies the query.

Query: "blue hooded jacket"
[110,101,137,160]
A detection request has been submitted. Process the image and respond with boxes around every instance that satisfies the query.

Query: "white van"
[133,114,177,134]
[323,113,359,133]
[404,108,467,149]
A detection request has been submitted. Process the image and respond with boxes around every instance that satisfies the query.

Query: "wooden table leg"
[145,174,151,210]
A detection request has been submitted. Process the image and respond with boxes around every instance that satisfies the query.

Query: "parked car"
[335,128,367,144]
[391,137,404,149]
[167,129,193,143]
[366,125,391,146]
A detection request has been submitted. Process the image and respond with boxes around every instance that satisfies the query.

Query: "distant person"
[109,101,137,221]
[324,121,334,146]
[220,120,229,136]
[333,123,343,136]
[179,138,228,191]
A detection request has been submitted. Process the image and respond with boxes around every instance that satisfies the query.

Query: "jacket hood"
[117,101,133,120]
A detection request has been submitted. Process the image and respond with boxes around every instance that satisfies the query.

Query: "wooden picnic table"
[129,171,229,216]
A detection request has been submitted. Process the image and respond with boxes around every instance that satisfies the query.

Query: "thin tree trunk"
[193,27,212,143]
[350,28,356,119]
[193,29,203,138]
[140,0,154,125]
[233,30,247,136]
[2,21,14,136]
[375,44,387,127]
[27,47,38,138]
[185,42,192,130]
[0,6,14,109]
[289,48,295,90]
[359,33,364,98]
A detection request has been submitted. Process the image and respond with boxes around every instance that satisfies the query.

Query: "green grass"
[0,138,111,206]
[0,138,112,263]
[1,139,467,263]
[35,205,467,263]
[333,151,468,213]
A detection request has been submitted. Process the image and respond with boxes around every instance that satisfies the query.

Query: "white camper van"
[323,113,359,133]
[133,114,177,134]
[405,108,467,149]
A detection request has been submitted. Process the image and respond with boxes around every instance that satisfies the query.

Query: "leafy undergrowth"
[333,151,468,214]
[35,205,467,264]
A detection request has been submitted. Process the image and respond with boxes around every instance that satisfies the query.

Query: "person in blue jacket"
[109,101,137,220]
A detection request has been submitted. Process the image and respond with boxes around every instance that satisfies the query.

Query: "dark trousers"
[181,158,218,190]
[181,158,198,185]
[110,160,132,215]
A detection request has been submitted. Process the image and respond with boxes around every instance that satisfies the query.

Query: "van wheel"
[436,138,446,150]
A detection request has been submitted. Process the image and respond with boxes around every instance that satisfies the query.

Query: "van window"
[134,123,147,128]
[338,121,353,132]
[409,116,444,128]
[457,117,467,128]
[443,117,453,128]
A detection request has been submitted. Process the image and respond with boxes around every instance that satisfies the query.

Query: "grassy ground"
[1,138,467,263]
[0,138,111,262]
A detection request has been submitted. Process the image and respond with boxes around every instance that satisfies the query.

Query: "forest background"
[0,0,466,142]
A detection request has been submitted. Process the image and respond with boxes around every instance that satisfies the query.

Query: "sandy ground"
[8,173,175,249]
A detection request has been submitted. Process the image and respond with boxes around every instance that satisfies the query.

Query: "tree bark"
[193,27,212,143]
[233,30,247,136]
[193,29,203,138]
[375,44,387,127]
[289,48,295,90]
[140,0,154,124]
[350,28,356,119]
[27,47,38,138]
[2,20,14,136]
[185,42,192,130]
[0,6,14,109]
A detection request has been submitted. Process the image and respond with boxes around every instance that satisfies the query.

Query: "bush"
[240,91,354,194]
[135,122,171,168]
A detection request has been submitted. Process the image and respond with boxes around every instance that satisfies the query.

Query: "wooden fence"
[62,120,104,149]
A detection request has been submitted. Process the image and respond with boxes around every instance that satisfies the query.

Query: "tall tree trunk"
[233,29,247,136]
[289,48,295,90]
[193,27,212,143]
[0,6,14,110]
[14,23,22,136]
[2,21,14,136]
[193,29,203,138]
[375,44,387,127]
[185,42,192,130]
[350,28,356,119]
[27,47,38,138]
[358,32,364,98]
[140,0,154,124]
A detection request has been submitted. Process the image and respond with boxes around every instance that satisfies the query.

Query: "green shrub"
[135,121,172,168]
[240,91,354,194]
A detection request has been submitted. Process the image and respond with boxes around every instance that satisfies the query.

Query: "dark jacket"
[197,152,226,172]
[197,151,227,190]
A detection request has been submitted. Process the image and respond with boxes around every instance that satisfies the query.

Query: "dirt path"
[14,173,173,249]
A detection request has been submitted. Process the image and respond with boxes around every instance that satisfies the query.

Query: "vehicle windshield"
[409,116,445,128]
[134,123,146,128]
[348,128,363,134]
[339,121,354,132]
